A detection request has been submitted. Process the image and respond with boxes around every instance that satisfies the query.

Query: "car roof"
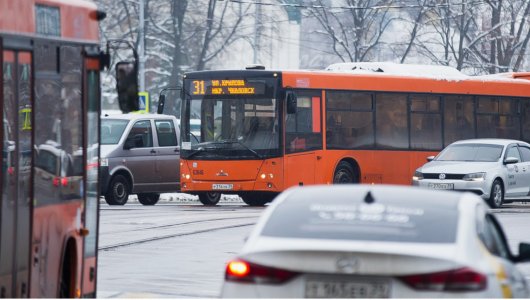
[276,184,467,211]
[101,113,177,121]
[450,138,528,147]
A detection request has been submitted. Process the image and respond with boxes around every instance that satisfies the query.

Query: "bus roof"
[0,0,100,43]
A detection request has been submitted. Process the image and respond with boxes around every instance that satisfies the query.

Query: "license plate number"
[428,183,454,190]
[212,183,233,190]
[305,280,390,298]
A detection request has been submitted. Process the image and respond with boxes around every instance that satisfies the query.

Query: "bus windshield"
[181,96,280,159]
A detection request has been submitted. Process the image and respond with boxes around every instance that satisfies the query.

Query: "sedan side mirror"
[426,156,435,162]
[515,242,530,262]
[504,157,519,164]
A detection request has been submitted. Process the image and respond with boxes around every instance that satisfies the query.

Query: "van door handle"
[150,149,156,154]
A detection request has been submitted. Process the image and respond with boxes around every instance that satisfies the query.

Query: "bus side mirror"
[116,61,139,113]
[286,92,297,114]
[157,94,166,114]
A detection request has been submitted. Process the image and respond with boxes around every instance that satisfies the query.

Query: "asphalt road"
[96,197,530,298]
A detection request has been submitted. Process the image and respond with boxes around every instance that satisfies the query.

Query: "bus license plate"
[212,184,233,190]
[428,183,454,190]
[305,280,390,298]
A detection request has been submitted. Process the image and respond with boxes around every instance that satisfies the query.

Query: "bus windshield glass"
[181,76,280,160]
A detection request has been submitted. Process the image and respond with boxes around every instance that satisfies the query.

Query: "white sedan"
[220,185,530,298]
[412,139,530,208]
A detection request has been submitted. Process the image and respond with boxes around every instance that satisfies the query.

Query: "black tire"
[333,161,356,184]
[137,193,160,205]
[105,175,130,205]
[488,179,504,209]
[198,192,221,206]
[241,193,275,206]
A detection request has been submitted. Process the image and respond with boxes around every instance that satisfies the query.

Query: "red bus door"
[284,91,324,188]
[81,57,100,297]
[1,49,33,298]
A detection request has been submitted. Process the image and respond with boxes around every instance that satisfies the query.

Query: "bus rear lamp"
[260,173,266,179]
[182,183,187,189]
[267,183,273,188]
[185,174,190,180]
[261,173,274,180]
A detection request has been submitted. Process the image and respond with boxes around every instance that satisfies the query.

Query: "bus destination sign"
[191,79,266,96]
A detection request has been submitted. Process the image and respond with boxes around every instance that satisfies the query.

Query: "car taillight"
[225,259,299,284]
[399,267,487,292]
[53,177,60,187]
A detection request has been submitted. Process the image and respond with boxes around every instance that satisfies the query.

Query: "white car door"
[516,145,530,197]
[504,145,526,197]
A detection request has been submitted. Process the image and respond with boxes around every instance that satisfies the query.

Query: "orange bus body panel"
[31,202,83,297]
[0,0,99,42]
[281,71,530,97]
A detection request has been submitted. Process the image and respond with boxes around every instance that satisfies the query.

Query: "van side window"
[127,120,153,148]
[155,120,178,147]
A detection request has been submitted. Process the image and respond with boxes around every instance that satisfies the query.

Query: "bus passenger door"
[284,91,323,188]
[1,49,32,298]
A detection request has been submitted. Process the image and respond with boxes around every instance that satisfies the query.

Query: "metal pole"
[139,0,145,92]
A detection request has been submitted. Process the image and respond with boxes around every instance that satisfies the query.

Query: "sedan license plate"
[305,280,390,298]
[428,183,454,190]
[212,183,233,190]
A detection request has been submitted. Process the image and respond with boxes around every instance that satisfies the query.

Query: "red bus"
[178,63,530,206]
[0,0,137,297]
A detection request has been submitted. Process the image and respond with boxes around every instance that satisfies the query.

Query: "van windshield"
[101,119,129,145]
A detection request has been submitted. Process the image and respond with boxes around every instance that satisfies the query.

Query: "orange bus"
[178,63,530,206]
[0,0,137,297]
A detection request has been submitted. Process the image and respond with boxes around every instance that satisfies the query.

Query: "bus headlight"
[412,170,423,181]
[463,172,486,181]
[100,158,108,167]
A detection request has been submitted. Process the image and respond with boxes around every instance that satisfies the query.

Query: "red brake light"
[399,267,487,292]
[225,259,299,284]
[61,177,68,186]
[53,177,60,187]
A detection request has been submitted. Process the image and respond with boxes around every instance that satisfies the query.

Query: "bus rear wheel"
[333,161,356,184]
[198,192,221,206]
[138,193,160,205]
[105,175,130,205]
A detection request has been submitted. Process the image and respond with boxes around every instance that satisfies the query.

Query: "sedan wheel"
[488,179,504,209]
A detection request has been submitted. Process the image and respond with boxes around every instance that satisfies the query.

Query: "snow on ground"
[99,193,244,204]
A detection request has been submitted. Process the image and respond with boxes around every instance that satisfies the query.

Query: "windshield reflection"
[181,97,280,159]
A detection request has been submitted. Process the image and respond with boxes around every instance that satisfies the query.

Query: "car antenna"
[364,191,375,204]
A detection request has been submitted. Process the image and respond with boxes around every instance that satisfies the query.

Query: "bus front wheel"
[198,192,221,206]
[333,161,355,184]
[138,193,160,205]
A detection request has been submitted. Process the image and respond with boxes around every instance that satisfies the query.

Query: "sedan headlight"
[463,172,486,181]
[412,170,424,180]
[100,158,108,167]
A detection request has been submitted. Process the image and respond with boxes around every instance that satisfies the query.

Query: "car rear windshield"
[101,119,129,145]
[436,143,503,162]
[261,197,458,243]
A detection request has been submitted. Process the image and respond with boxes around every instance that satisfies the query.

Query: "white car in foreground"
[412,139,530,208]
[221,185,530,298]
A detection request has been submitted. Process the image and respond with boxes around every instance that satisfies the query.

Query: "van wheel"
[105,175,130,205]
[198,192,221,206]
[138,193,160,205]
[333,161,355,184]
[488,179,504,209]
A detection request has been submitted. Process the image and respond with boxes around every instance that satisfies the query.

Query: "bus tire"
[137,193,160,205]
[333,161,355,184]
[105,175,130,205]
[488,179,504,209]
[198,192,221,206]
[241,194,274,206]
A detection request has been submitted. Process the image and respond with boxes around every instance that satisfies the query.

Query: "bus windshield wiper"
[185,146,216,159]
[213,139,262,159]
